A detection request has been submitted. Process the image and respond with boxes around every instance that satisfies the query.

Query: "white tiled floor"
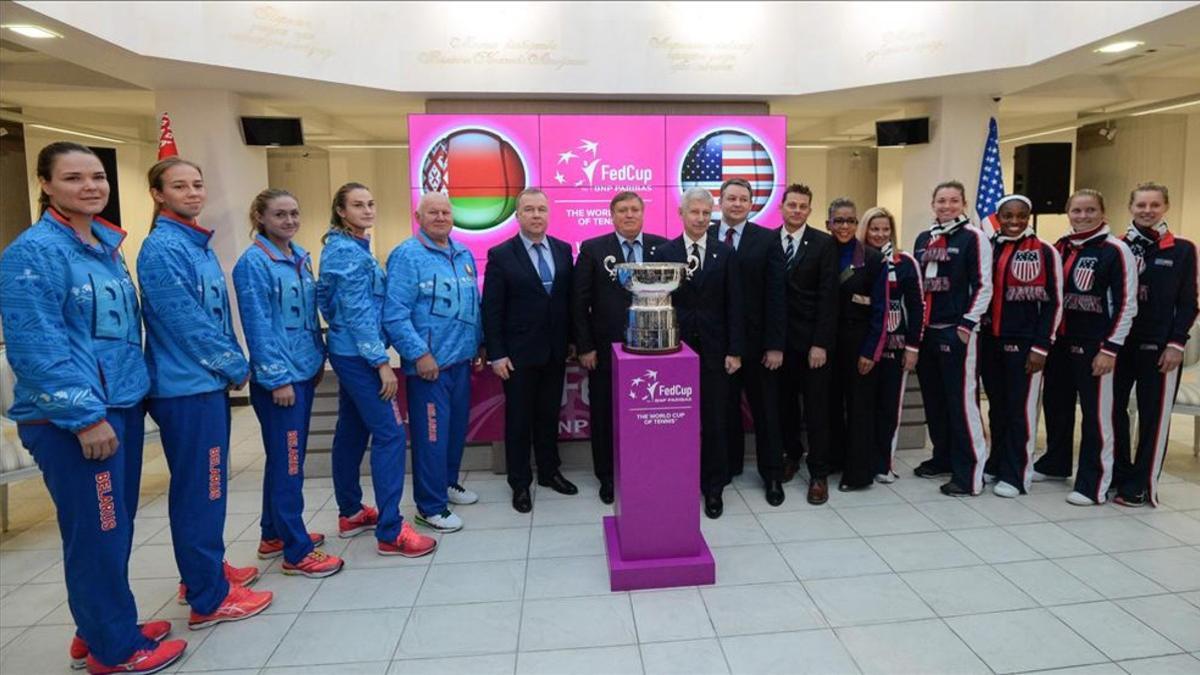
[2,407,1200,674]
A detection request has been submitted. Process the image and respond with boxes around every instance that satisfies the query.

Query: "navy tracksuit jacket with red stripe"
[873,250,924,477]
[1037,224,1138,503]
[1113,224,1198,505]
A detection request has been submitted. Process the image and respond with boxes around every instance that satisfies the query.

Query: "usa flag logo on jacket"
[1011,249,1042,283]
[1072,257,1097,292]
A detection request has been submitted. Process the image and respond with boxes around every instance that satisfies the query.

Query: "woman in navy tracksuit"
[138,157,273,628]
[1035,189,1138,506]
[1112,182,1198,507]
[978,195,1063,498]
[232,189,343,577]
[0,142,186,674]
[912,181,993,496]
[316,182,436,557]
[859,207,924,484]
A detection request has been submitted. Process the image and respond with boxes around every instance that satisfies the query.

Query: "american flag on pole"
[975,117,1004,230]
[681,129,775,221]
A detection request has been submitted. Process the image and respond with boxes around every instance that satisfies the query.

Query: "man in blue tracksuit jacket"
[384,192,482,532]
[139,209,250,616]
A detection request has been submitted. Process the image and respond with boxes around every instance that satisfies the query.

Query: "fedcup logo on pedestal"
[420,127,528,231]
[680,128,776,221]
[628,369,693,404]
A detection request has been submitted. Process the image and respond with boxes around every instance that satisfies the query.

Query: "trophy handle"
[603,255,617,280]
[685,255,700,279]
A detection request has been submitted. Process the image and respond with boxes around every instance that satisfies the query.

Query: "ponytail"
[35,142,96,216]
[323,182,370,244]
[147,157,203,230]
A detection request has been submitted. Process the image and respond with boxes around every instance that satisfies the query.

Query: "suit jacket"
[571,231,667,357]
[482,234,573,368]
[835,241,887,362]
[779,225,839,353]
[709,221,786,355]
[651,235,745,366]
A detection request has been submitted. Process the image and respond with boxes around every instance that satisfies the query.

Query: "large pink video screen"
[409,114,786,272]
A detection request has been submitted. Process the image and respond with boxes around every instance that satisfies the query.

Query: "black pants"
[1036,340,1116,503]
[829,327,877,488]
[781,347,830,477]
[588,350,615,482]
[725,356,782,482]
[979,336,1042,493]
[1113,342,1181,506]
[697,355,731,497]
[872,349,909,477]
[916,326,987,494]
[503,361,566,490]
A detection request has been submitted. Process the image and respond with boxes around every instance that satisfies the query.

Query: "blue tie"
[534,242,553,293]
[623,240,639,263]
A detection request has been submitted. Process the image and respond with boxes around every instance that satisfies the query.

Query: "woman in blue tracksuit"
[317,182,437,557]
[912,180,993,497]
[138,157,274,628]
[232,189,343,577]
[0,142,185,674]
[859,207,925,484]
[383,192,483,533]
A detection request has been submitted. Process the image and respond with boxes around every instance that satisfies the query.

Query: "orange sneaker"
[377,521,437,558]
[85,639,186,675]
[338,505,379,538]
[177,560,261,605]
[257,532,326,559]
[70,621,172,670]
[281,550,345,578]
[187,585,273,630]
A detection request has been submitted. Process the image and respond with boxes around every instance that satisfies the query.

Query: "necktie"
[724,227,736,249]
[623,240,638,263]
[691,242,703,271]
[784,234,794,261]
[533,242,553,293]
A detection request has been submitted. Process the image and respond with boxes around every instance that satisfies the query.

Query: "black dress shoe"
[512,488,533,513]
[538,472,579,496]
[599,480,614,505]
[939,481,972,497]
[704,493,723,519]
[765,480,785,506]
[914,461,951,479]
[838,482,870,492]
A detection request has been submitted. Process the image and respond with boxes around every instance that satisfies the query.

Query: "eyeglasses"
[830,217,858,225]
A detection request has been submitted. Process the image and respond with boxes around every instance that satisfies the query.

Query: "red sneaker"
[187,585,273,630]
[177,560,261,605]
[377,522,438,558]
[338,505,379,538]
[85,639,186,675]
[257,532,326,559]
[281,550,345,578]
[70,621,172,670]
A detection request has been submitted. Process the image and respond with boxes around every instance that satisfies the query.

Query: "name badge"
[851,293,871,305]
[1154,258,1174,267]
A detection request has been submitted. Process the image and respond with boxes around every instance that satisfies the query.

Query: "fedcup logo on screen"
[680,128,776,221]
[420,127,528,231]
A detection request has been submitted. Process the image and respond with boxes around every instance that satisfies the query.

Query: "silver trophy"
[604,256,698,354]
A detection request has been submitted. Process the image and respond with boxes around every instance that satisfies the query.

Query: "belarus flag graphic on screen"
[420,128,528,231]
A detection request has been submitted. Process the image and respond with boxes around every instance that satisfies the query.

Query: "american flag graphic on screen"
[681,130,775,221]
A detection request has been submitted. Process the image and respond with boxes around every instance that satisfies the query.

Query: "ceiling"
[1,4,1199,146]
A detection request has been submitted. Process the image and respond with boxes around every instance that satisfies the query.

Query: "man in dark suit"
[572,191,667,504]
[710,178,788,506]
[651,187,744,518]
[482,188,578,513]
[775,184,840,505]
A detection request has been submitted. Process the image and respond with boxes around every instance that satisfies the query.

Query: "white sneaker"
[874,472,898,484]
[993,481,1020,498]
[983,472,997,485]
[417,510,463,532]
[448,483,479,505]
[1032,470,1068,483]
[1066,491,1100,506]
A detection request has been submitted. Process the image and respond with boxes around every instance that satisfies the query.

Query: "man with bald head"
[384,191,484,533]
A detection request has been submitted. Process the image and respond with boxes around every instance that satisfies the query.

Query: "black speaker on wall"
[87,146,121,227]
[240,117,304,146]
[1013,143,1072,214]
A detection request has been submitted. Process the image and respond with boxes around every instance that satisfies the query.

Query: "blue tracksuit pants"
[406,361,470,517]
[19,406,155,666]
[329,353,406,542]
[147,390,231,615]
[250,378,317,564]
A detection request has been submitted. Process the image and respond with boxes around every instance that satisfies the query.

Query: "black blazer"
[709,221,786,355]
[780,225,839,353]
[836,241,887,361]
[651,235,745,366]
[482,234,573,368]
[571,231,667,356]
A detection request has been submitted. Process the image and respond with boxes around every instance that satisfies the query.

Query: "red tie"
[724,228,736,248]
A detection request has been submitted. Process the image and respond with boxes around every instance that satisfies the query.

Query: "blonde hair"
[324,182,371,244]
[1129,182,1169,206]
[147,157,203,229]
[248,188,297,236]
[857,207,897,248]
[1068,188,1106,213]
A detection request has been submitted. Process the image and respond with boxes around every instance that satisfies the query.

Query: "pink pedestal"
[603,345,715,591]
